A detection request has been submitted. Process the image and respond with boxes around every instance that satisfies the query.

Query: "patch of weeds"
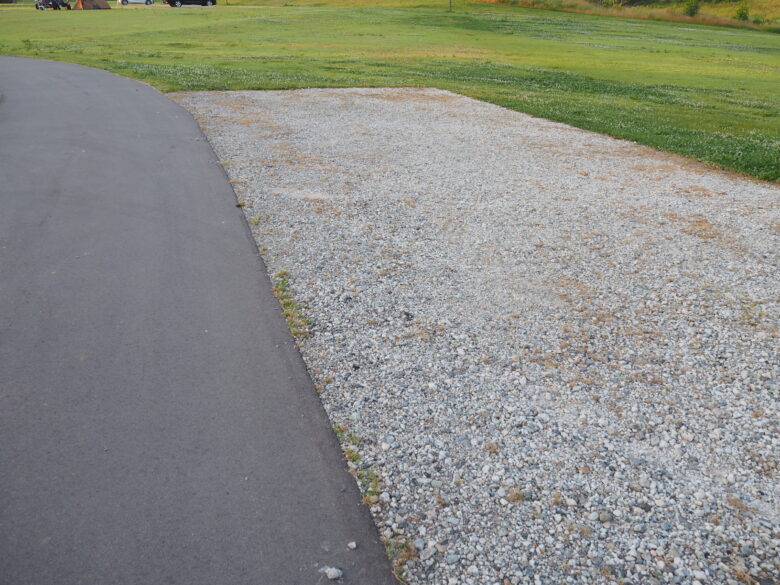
[272,270,310,339]
[357,468,380,497]
[333,421,366,468]
[383,536,417,583]
[344,447,360,464]
[361,492,380,506]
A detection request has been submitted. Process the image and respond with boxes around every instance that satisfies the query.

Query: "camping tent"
[73,0,110,8]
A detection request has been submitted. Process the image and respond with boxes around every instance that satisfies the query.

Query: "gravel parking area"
[172,88,778,585]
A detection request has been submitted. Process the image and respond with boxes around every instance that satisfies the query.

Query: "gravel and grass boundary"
[173,88,778,585]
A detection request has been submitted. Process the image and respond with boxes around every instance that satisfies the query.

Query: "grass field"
[481,0,780,28]
[1,0,778,180]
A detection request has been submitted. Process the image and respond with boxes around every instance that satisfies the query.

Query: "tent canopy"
[73,0,110,8]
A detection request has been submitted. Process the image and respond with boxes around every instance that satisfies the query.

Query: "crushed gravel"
[172,88,779,585]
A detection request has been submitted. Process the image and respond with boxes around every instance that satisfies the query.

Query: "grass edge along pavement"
[1,4,777,179]
[272,261,415,581]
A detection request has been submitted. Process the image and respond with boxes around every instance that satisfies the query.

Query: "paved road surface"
[0,57,395,585]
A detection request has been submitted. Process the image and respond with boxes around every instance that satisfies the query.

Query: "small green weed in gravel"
[272,270,310,339]
[333,423,348,440]
[357,468,380,497]
[384,537,418,583]
[343,447,360,464]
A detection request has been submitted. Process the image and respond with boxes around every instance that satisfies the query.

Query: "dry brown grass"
[677,185,716,198]
[664,211,721,239]
[733,564,758,584]
[726,495,750,512]
[384,536,418,581]
[507,487,525,502]
[343,88,462,104]
[684,216,720,239]
[629,162,679,175]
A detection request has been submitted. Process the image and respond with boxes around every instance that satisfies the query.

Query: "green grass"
[1,0,779,180]
[271,269,310,338]
[484,0,780,28]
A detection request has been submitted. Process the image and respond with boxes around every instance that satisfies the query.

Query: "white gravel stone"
[172,88,780,585]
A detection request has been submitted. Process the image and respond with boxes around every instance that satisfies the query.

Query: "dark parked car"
[36,0,71,9]
[167,0,215,5]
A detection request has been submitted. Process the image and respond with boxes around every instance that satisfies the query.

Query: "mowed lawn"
[1,0,778,180]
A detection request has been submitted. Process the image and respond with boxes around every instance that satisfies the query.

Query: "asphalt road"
[0,57,395,585]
